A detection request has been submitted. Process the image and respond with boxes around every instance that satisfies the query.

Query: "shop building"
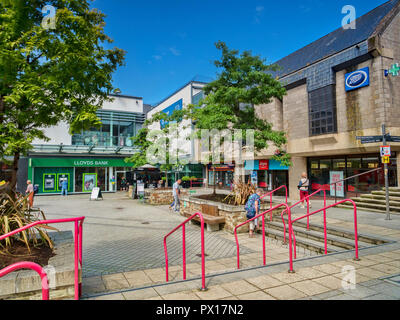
[147,80,207,185]
[254,0,400,199]
[17,94,146,195]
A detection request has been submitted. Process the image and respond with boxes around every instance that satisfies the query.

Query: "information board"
[90,187,103,201]
[330,171,344,197]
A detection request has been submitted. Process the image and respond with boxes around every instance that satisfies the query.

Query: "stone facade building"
[252,0,400,200]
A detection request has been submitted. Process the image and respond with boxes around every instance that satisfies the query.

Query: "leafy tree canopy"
[0,0,125,185]
[156,41,291,167]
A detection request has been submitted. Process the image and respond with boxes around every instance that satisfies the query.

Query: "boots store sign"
[345,67,370,92]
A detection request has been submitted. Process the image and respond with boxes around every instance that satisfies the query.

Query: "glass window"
[333,159,346,170]
[362,157,379,169]
[75,167,107,193]
[309,85,337,136]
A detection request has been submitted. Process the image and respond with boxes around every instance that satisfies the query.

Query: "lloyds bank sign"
[30,158,128,168]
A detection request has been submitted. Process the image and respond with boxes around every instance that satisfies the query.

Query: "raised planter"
[180,194,287,233]
[0,231,80,300]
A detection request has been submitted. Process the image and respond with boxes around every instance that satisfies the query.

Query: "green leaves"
[0,0,125,163]
[192,41,290,164]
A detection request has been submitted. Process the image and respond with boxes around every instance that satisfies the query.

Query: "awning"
[244,159,289,171]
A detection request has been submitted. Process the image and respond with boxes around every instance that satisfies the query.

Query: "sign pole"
[382,124,391,221]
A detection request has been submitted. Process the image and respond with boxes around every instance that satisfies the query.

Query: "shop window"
[309,85,337,136]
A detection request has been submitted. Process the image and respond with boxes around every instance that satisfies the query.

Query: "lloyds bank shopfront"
[28,157,132,195]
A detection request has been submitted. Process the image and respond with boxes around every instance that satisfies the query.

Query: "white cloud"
[169,47,181,56]
[256,6,264,13]
[254,6,265,24]
[152,55,162,61]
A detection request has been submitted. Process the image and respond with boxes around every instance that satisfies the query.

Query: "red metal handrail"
[260,185,288,221]
[234,203,294,272]
[0,262,49,300]
[280,188,327,243]
[289,199,359,264]
[0,217,85,300]
[163,212,206,290]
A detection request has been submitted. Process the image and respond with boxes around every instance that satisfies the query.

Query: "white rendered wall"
[32,95,144,146]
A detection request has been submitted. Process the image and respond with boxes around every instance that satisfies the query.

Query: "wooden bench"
[184,212,225,232]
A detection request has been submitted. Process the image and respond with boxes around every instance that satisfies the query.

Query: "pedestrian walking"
[25,180,34,209]
[171,179,182,212]
[245,188,264,238]
[298,172,311,209]
[121,177,127,191]
[61,179,68,196]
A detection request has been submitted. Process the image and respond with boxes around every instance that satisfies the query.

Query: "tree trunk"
[165,171,168,187]
[213,167,216,195]
[10,151,20,191]
[0,96,4,124]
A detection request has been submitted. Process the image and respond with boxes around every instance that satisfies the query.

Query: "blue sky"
[91,0,388,105]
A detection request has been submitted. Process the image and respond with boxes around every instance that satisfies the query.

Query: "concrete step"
[263,228,344,254]
[337,204,400,215]
[382,187,400,192]
[266,221,371,251]
[372,190,400,197]
[348,201,400,213]
[351,197,400,208]
[270,215,386,245]
[360,194,400,201]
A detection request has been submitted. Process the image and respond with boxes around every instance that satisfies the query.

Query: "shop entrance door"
[272,171,289,196]
[116,171,127,191]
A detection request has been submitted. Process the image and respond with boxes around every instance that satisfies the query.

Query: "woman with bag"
[298,172,311,209]
[245,189,264,238]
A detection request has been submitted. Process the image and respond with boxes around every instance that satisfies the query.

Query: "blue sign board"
[345,67,370,92]
[160,99,183,129]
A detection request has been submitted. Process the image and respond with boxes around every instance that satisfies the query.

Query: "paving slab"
[220,280,259,296]
[265,285,308,300]
[290,280,331,296]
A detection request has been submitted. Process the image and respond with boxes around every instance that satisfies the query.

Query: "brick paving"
[35,191,400,300]
[36,192,254,278]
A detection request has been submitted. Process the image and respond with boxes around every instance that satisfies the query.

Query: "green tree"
[0,0,125,188]
[188,41,291,167]
[125,114,190,187]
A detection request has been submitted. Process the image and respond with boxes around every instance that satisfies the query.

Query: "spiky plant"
[0,192,56,256]
[223,180,256,205]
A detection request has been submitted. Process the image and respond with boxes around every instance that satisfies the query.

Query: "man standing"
[61,178,68,196]
[172,179,182,213]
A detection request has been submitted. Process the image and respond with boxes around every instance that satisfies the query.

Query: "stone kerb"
[0,231,79,300]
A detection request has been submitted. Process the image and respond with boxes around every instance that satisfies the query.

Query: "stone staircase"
[261,215,385,255]
[338,187,400,214]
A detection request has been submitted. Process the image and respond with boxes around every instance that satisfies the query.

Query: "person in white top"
[298,172,311,209]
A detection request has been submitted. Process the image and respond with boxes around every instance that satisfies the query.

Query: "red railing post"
[200,217,206,290]
[163,212,206,290]
[287,207,294,273]
[289,199,360,269]
[234,203,290,271]
[270,194,273,221]
[182,224,186,280]
[74,220,79,300]
[0,217,85,300]
[306,197,310,230]
[323,190,327,255]
[164,237,169,282]
[262,214,266,266]
[0,262,49,300]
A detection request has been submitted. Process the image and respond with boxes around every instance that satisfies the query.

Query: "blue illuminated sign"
[160,99,183,129]
[345,67,370,92]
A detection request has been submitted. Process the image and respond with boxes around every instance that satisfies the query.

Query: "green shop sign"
[31,158,129,168]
